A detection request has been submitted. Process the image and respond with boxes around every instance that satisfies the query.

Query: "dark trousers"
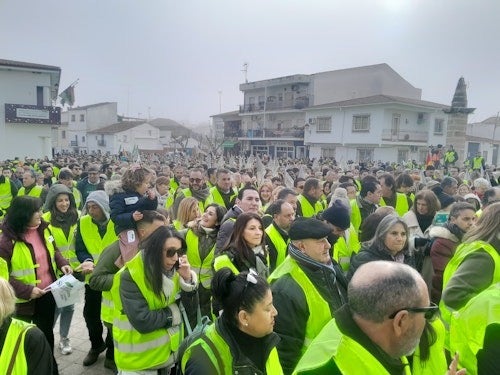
[16,292,59,375]
[103,321,115,360]
[83,284,111,350]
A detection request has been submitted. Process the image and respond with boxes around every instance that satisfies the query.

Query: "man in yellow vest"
[296,178,323,218]
[265,200,295,272]
[294,261,448,375]
[17,169,44,199]
[378,173,411,217]
[89,210,167,372]
[350,179,381,233]
[171,168,210,219]
[269,217,348,374]
[205,168,237,210]
[0,278,54,374]
[0,173,17,219]
[75,190,117,367]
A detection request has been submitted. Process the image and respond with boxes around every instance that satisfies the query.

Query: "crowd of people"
[0,151,499,375]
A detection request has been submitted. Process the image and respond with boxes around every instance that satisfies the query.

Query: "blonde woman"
[173,197,201,230]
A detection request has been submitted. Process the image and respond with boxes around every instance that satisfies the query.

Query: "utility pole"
[218,91,222,113]
[241,62,249,83]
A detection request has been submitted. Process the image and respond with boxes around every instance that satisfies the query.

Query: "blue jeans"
[54,304,75,338]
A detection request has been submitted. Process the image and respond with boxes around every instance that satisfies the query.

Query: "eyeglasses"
[189,178,202,183]
[164,247,186,258]
[389,302,439,320]
[241,269,258,299]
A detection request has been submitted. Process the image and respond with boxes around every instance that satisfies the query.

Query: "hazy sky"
[1,0,499,125]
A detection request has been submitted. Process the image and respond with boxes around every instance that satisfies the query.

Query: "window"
[71,114,76,122]
[258,96,265,109]
[148,130,152,136]
[434,119,444,134]
[82,136,86,143]
[80,114,85,122]
[317,117,332,132]
[321,148,336,158]
[61,130,66,139]
[36,86,44,106]
[352,115,370,132]
[357,148,374,162]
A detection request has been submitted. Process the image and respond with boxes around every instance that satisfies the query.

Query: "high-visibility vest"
[79,215,117,264]
[293,318,411,375]
[440,240,500,349]
[112,252,182,371]
[411,318,448,375]
[181,322,283,374]
[0,319,35,374]
[42,212,79,269]
[17,185,43,197]
[333,225,360,272]
[473,157,484,170]
[0,178,13,211]
[206,186,236,209]
[10,229,58,303]
[350,199,362,233]
[380,192,409,216]
[449,283,500,373]
[269,256,331,351]
[265,223,289,269]
[185,229,215,289]
[297,195,323,218]
[72,187,82,209]
[213,254,240,275]
[0,257,8,279]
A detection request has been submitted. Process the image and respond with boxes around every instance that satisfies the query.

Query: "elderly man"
[265,199,295,271]
[293,261,456,374]
[269,217,348,374]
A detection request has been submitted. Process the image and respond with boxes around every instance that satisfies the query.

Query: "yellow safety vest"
[186,229,215,289]
[10,229,58,303]
[0,257,8,280]
[350,199,362,233]
[333,225,361,272]
[412,318,448,375]
[112,252,182,371]
[0,319,35,374]
[265,223,289,269]
[213,254,240,275]
[17,185,43,198]
[449,283,500,374]
[79,215,117,264]
[297,195,322,218]
[72,187,82,210]
[293,318,411,375]
[0,178,13,211]
[42,212,79,269]
[181,322,283,374]
[380,192,409,217]
[181,188,206,213]
[269,256,331,351]
[206,186,236,209]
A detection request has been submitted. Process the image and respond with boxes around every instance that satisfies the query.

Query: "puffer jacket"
[106,180,158,235]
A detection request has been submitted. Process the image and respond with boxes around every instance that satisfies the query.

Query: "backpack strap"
[7,325,30,375]
[202,335,225,374]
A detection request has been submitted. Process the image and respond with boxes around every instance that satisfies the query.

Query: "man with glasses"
[294,261,449,375]
[171,168,210,219]
[269,217,348,374]
[69,163,83,181]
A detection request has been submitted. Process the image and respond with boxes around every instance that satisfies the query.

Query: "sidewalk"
[54,296,112,375]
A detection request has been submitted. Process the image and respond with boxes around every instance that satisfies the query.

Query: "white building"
[304,95,449,163]
[0,59,61,159]
[87,121,163,155]
[466,115,500,166]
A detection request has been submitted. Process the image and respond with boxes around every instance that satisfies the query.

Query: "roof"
[308,94,449,110]
[68,102,115,111]
[210,110,240,118]
[88,121,145,134]
[0,58,61,72]
[148,118,191,136]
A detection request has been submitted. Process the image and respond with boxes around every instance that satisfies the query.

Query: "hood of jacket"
[104,179,124,196]
[43,183,75,212]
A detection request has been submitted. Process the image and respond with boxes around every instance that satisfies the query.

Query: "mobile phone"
[174,260,180,270]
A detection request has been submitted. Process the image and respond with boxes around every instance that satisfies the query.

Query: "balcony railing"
[238,128,304,139]
[97,140,106,146]
[381,129,428,143]
[239,96,310,113]
[70,140,78,147]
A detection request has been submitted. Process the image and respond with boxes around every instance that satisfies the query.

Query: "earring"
[245,323,249,327]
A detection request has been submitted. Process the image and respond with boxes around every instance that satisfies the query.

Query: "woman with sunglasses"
[181,268,281,374]
[111,226,198,374]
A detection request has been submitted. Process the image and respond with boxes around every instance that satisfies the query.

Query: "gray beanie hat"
[85,190,110,219]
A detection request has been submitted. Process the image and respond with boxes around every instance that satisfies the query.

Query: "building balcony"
[237,128,304,140]
[5,103,61,125]
[239,96,310,113]
[381,129,428,143]
[70,140,78,147]
[97,140,106,146]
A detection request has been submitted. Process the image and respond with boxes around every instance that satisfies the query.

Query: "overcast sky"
[1,0,499,125]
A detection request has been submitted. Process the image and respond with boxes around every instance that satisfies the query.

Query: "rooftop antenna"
[242,62,249,83]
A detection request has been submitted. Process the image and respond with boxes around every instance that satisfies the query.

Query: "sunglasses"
[241,269,258,298]
[189,178,202,183]
[389,302,439,320]
[164,247,186,258]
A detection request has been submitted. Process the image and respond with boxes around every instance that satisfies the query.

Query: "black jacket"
[271,244,348,374]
